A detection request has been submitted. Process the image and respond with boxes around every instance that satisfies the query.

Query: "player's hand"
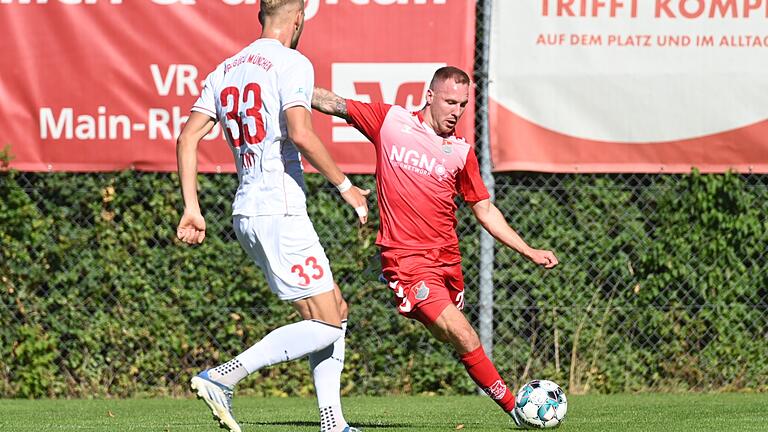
[176,209,206,244]
[525,248,558,269]
[341,186,371,224]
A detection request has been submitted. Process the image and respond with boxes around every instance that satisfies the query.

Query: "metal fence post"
[475,0,495,361]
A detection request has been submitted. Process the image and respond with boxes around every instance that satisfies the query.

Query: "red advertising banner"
[490,0,768,173]
[0,0,474,173]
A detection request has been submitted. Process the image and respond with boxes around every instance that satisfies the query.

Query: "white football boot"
[509,409,523,428]
[190,370,241,432]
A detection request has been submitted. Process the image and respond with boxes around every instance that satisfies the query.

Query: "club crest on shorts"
[414,281,430,300]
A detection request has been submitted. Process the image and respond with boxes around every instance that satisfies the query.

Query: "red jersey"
[346,99,490,250]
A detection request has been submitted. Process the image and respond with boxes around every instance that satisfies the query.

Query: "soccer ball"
[513,379,568,428]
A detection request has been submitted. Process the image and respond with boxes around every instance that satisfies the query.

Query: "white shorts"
[233,213,335,301]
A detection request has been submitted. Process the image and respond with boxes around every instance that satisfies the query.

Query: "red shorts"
[380,246,465,325]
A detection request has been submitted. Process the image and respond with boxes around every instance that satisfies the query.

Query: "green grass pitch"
[0,394,765,431]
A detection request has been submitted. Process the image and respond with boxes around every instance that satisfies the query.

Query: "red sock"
[460,346,516,412]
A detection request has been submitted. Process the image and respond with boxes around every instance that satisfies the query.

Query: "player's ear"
[294,7,304,31]
[425,88,434,106]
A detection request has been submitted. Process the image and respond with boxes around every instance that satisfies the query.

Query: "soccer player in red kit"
[312,66,558,427]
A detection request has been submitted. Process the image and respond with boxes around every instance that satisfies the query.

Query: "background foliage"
[1,170,767,398]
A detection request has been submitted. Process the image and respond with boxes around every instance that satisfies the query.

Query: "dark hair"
[429,66,471,89]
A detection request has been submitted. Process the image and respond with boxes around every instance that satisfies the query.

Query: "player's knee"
[429,326,451,344]
[448,324,480,352]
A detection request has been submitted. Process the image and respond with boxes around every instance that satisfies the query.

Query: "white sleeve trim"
[282,100,311,112]
[191,105,216,118]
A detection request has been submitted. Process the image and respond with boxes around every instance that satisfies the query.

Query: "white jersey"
[192,39,313,216]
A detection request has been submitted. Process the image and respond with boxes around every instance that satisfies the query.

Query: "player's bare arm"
[176,111,215,245]
[471,199,559,269]
[284,106,369,223]
[312,87,350,121]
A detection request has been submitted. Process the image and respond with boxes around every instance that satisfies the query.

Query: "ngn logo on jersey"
[390,145,438,176]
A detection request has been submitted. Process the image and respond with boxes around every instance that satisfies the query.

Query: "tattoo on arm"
[313,87,350,121]
[334,98,348,119]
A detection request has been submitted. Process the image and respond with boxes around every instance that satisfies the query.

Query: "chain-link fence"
[478,173,768,393]
[2,171,767,397]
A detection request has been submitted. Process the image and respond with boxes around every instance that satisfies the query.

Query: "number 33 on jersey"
[191,38,315,218]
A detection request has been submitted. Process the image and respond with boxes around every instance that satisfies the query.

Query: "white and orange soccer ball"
[513,380,568,429]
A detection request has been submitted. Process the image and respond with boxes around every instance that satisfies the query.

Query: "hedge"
[1,169,766,397]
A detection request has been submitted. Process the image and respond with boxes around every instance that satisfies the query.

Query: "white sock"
[319,405,347,432]
[235,319,343,375]
[310,320,348,431]
[208,358,248,388]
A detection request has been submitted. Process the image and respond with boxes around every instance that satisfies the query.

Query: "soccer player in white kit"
[175,1,367,431]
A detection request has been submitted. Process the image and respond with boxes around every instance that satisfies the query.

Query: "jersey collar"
[254,38,283,46]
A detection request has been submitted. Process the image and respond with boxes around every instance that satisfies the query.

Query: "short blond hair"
[260,0,303,17]
[429,66,471,90]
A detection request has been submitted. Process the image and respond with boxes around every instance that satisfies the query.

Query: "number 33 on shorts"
[291,256,325,287]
